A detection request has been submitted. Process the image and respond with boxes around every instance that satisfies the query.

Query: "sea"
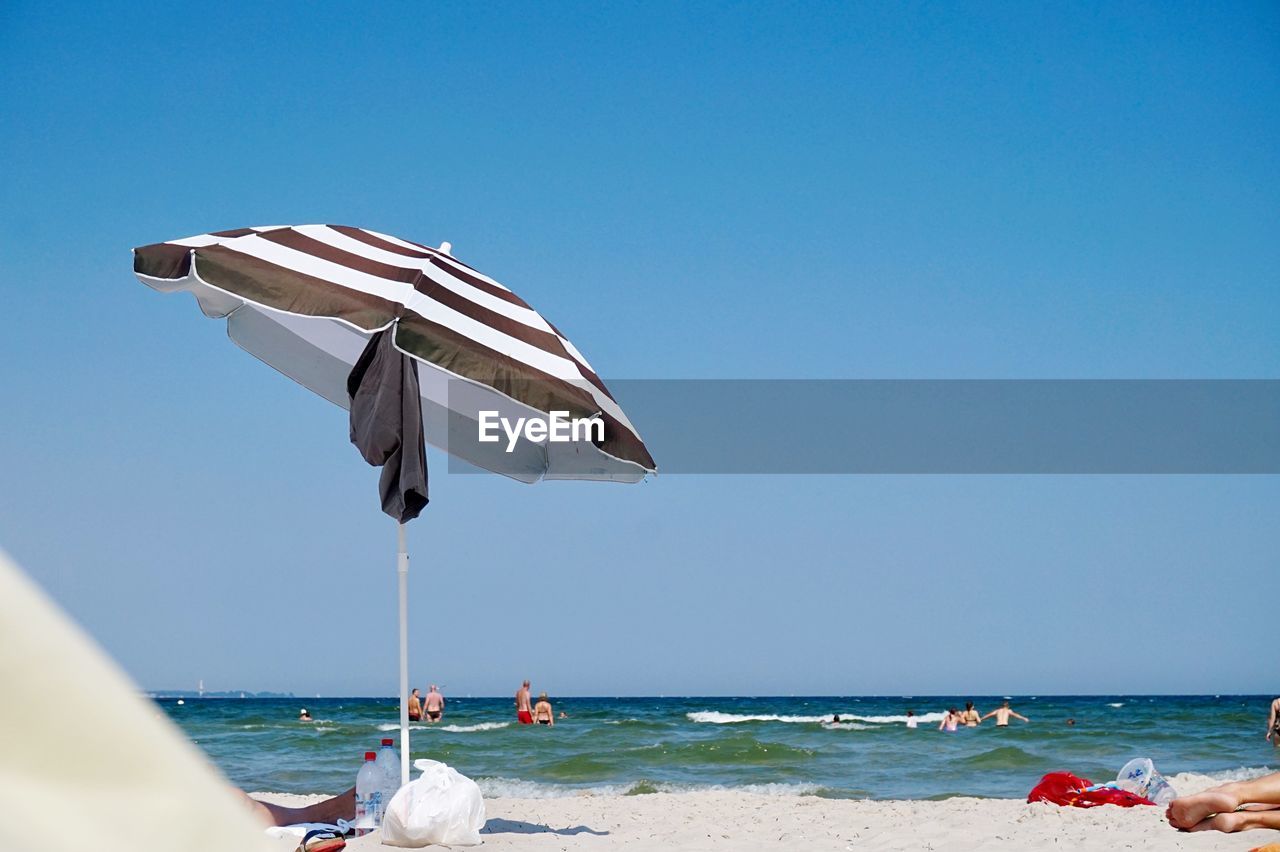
[159,694,1277,800]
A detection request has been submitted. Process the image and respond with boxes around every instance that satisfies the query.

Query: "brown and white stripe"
[134,225,655,480]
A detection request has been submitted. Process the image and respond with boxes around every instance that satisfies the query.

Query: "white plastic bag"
[380,759,486,847]
[1115,757,1177,804]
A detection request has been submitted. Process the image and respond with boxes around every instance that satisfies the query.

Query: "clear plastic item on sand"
[353,751,382,834]
[375,738,400,822]
[381,759,486,847]
[1146,772,1176,805]
[1115,758,1177,804]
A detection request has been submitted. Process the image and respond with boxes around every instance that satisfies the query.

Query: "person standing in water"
[533,692,554,726]
[423,684,445,723]
[905,710,917,729]
[515,680,534,725]
[938,708,960,732]
[981,700,1030,727]
[961,702,982,727]
[407,688,422,722]
[1266,697,1280,745]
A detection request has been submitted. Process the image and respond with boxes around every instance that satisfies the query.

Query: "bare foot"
[1167,790,1239,830]
[1188,811,1251,833]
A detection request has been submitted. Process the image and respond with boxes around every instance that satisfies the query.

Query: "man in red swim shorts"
[515,679,534,724]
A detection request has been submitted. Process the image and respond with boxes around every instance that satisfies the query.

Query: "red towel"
[1027,772,1155,808]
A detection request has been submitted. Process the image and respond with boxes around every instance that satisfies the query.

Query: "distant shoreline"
[148,692,1278,700]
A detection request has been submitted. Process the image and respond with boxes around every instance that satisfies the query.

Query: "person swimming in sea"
[960,701,981,727]
[298,708,313,722]
[905,710,917,729]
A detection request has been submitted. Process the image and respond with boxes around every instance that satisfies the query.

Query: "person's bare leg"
[1167,773,1280,830]
[241,787,356,827]
[1188,807,1280,834]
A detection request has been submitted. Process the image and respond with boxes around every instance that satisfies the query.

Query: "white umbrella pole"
[397,521,410,787]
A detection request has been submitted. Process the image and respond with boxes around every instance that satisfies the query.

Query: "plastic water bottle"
[375,738,401,819]
[354,751,381,834]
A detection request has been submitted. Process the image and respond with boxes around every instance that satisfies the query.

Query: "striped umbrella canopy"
[134,224,654,483]
[133,224,655,786]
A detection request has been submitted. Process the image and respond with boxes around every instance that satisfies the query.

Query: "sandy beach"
[254,771,1272,851]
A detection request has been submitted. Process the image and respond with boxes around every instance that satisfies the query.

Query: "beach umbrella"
[133,225,655,784]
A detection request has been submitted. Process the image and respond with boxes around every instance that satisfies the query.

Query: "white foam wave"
[687,712,829,724]
[693,782,822,797]
[476,777,822,799]
[1107,702,1125,708]
[821,722,872,730]
[1168,766,1276,796]
[377,721,509,733]
[477,777,635,799]
[688,710,946,725]
[438,722,510,733]
[845,713,946,724]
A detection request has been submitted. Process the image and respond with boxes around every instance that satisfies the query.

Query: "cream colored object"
[0,548,274,852]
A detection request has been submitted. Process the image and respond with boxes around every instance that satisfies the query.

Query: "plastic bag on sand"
[1115,758,1177,805]
[381,759,486,847]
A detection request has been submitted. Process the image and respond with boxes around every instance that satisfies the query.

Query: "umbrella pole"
[397,521,410,787]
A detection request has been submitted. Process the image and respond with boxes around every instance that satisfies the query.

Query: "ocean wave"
[624,736,816,767]
[1107,702,1125,708]
[1168,766,1276,796]
[438,722,510,733]
[954,746,1044,770]
[821,722,872,730]
[684,782,823,797]
[687,711,945,725]
[687,712,830,724]
[846,713,946,724]
[376,721,510,733]
[477,777,634,798]
[476,777,822,799]
[377,723,429,732]
[603,717,670,725]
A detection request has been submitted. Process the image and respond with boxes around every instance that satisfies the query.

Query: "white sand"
[254,772,1276,851]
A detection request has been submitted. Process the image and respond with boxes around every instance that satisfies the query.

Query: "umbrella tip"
[438,241,452,255]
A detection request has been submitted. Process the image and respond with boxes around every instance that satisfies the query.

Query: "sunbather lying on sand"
[1167,772,1280,833]
[242,787,355,827]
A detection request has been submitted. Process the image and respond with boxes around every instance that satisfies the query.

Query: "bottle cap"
[365,751,376,761]
[382,738,394,746]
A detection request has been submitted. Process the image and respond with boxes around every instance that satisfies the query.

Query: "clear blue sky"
[1,1,1276,697]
